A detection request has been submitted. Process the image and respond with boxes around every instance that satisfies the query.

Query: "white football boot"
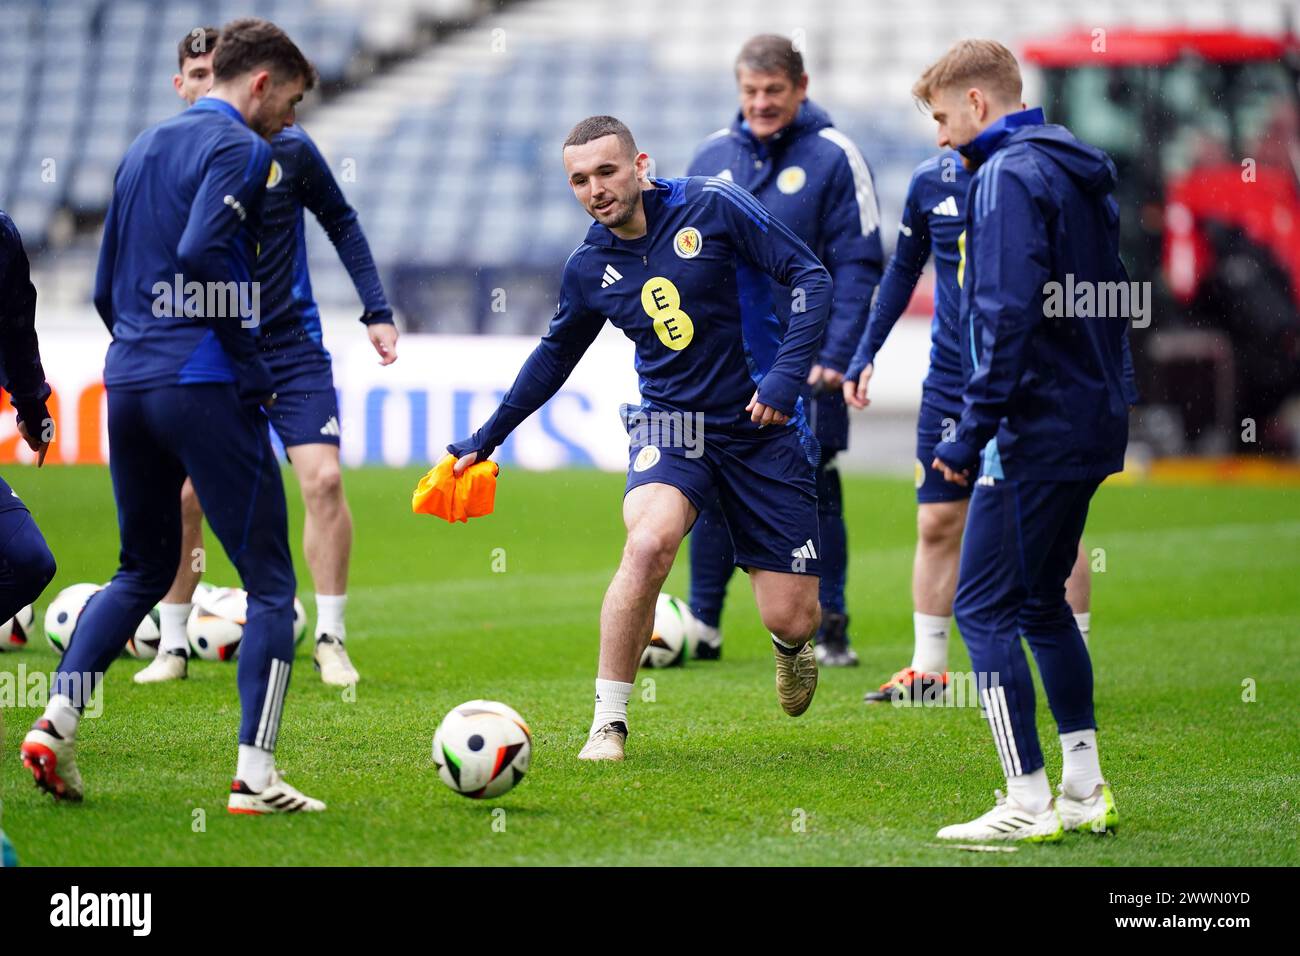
[936,790,1063,843]
[20,719,84,802]
[1056,783,1118,834]
[228,769,326,814]
[577,721,627,761]
[133,649,188,684]
[313,634,358,686]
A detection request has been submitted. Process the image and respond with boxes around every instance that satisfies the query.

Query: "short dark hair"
[213,17,317,90]
[563,115,637,157]
[735,34,804,85]
[178,26,220,71]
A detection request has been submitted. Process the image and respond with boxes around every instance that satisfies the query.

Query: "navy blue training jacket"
[936,108,1136,481]
[93,97,273,401]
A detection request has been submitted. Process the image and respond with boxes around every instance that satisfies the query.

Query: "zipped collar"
[958,106,1045,167]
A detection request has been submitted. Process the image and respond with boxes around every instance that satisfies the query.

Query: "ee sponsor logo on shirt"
[641,277,694,351]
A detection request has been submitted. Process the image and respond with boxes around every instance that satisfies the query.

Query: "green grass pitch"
[1,465,1297,866]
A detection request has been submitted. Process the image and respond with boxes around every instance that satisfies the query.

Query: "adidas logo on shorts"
[791,539,818,561]
[319,417,341,437]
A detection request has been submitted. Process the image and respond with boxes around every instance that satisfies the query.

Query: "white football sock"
[1006,766,1053,814]
[1073,612,1091,648]
[591,679,632,736]
[236,744,274,791]
[158,602,192,655]
[911,612,951,674]
[315,593,347,639]
[41,695,80,739]
[1060,729,1104,799]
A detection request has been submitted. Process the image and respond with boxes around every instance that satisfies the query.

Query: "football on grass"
[43,583,103,654]
[640,593,690,668]
[433,700,532,799]
[124,605,162,659]
[187,587,309,661]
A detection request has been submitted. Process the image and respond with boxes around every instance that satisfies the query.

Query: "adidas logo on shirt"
[931,196,959,217]
[601,264,622,288]
[320,417,341,437]
[791,539,818,561]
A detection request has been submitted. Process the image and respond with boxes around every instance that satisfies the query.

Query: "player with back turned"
[449,116,832,762]
[912,41,1133,840]
[685,34,882,667]
[133,26,398,688]
[20,19,327,814]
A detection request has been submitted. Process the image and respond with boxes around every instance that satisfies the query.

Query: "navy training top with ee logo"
[448,176,832,463]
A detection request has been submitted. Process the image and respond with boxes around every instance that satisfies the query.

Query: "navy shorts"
[264,353,340,449]
[915,379,972,505]
[624,419,820,577]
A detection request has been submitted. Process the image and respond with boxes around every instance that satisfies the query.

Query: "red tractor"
[1024,29,1300,455]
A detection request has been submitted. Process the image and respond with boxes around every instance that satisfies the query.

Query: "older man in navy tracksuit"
[685,34,882,665]
[916,41,1133,842]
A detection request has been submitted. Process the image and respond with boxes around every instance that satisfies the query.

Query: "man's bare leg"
[165,479,205,606]
[911,499,968,670]
[286,443,356,685]
[1066,539,1092,646]
[865,498,969,703]
[751,568,821,716]
[134,479,204,682]
[580,482,695,760]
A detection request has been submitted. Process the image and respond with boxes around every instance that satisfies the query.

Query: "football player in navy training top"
[685,34,882,667]
[449,116,832,762]
[133,26,397,689]
[916,41,1134,840]
[22,19,326,814]
[843,140,1112,704]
